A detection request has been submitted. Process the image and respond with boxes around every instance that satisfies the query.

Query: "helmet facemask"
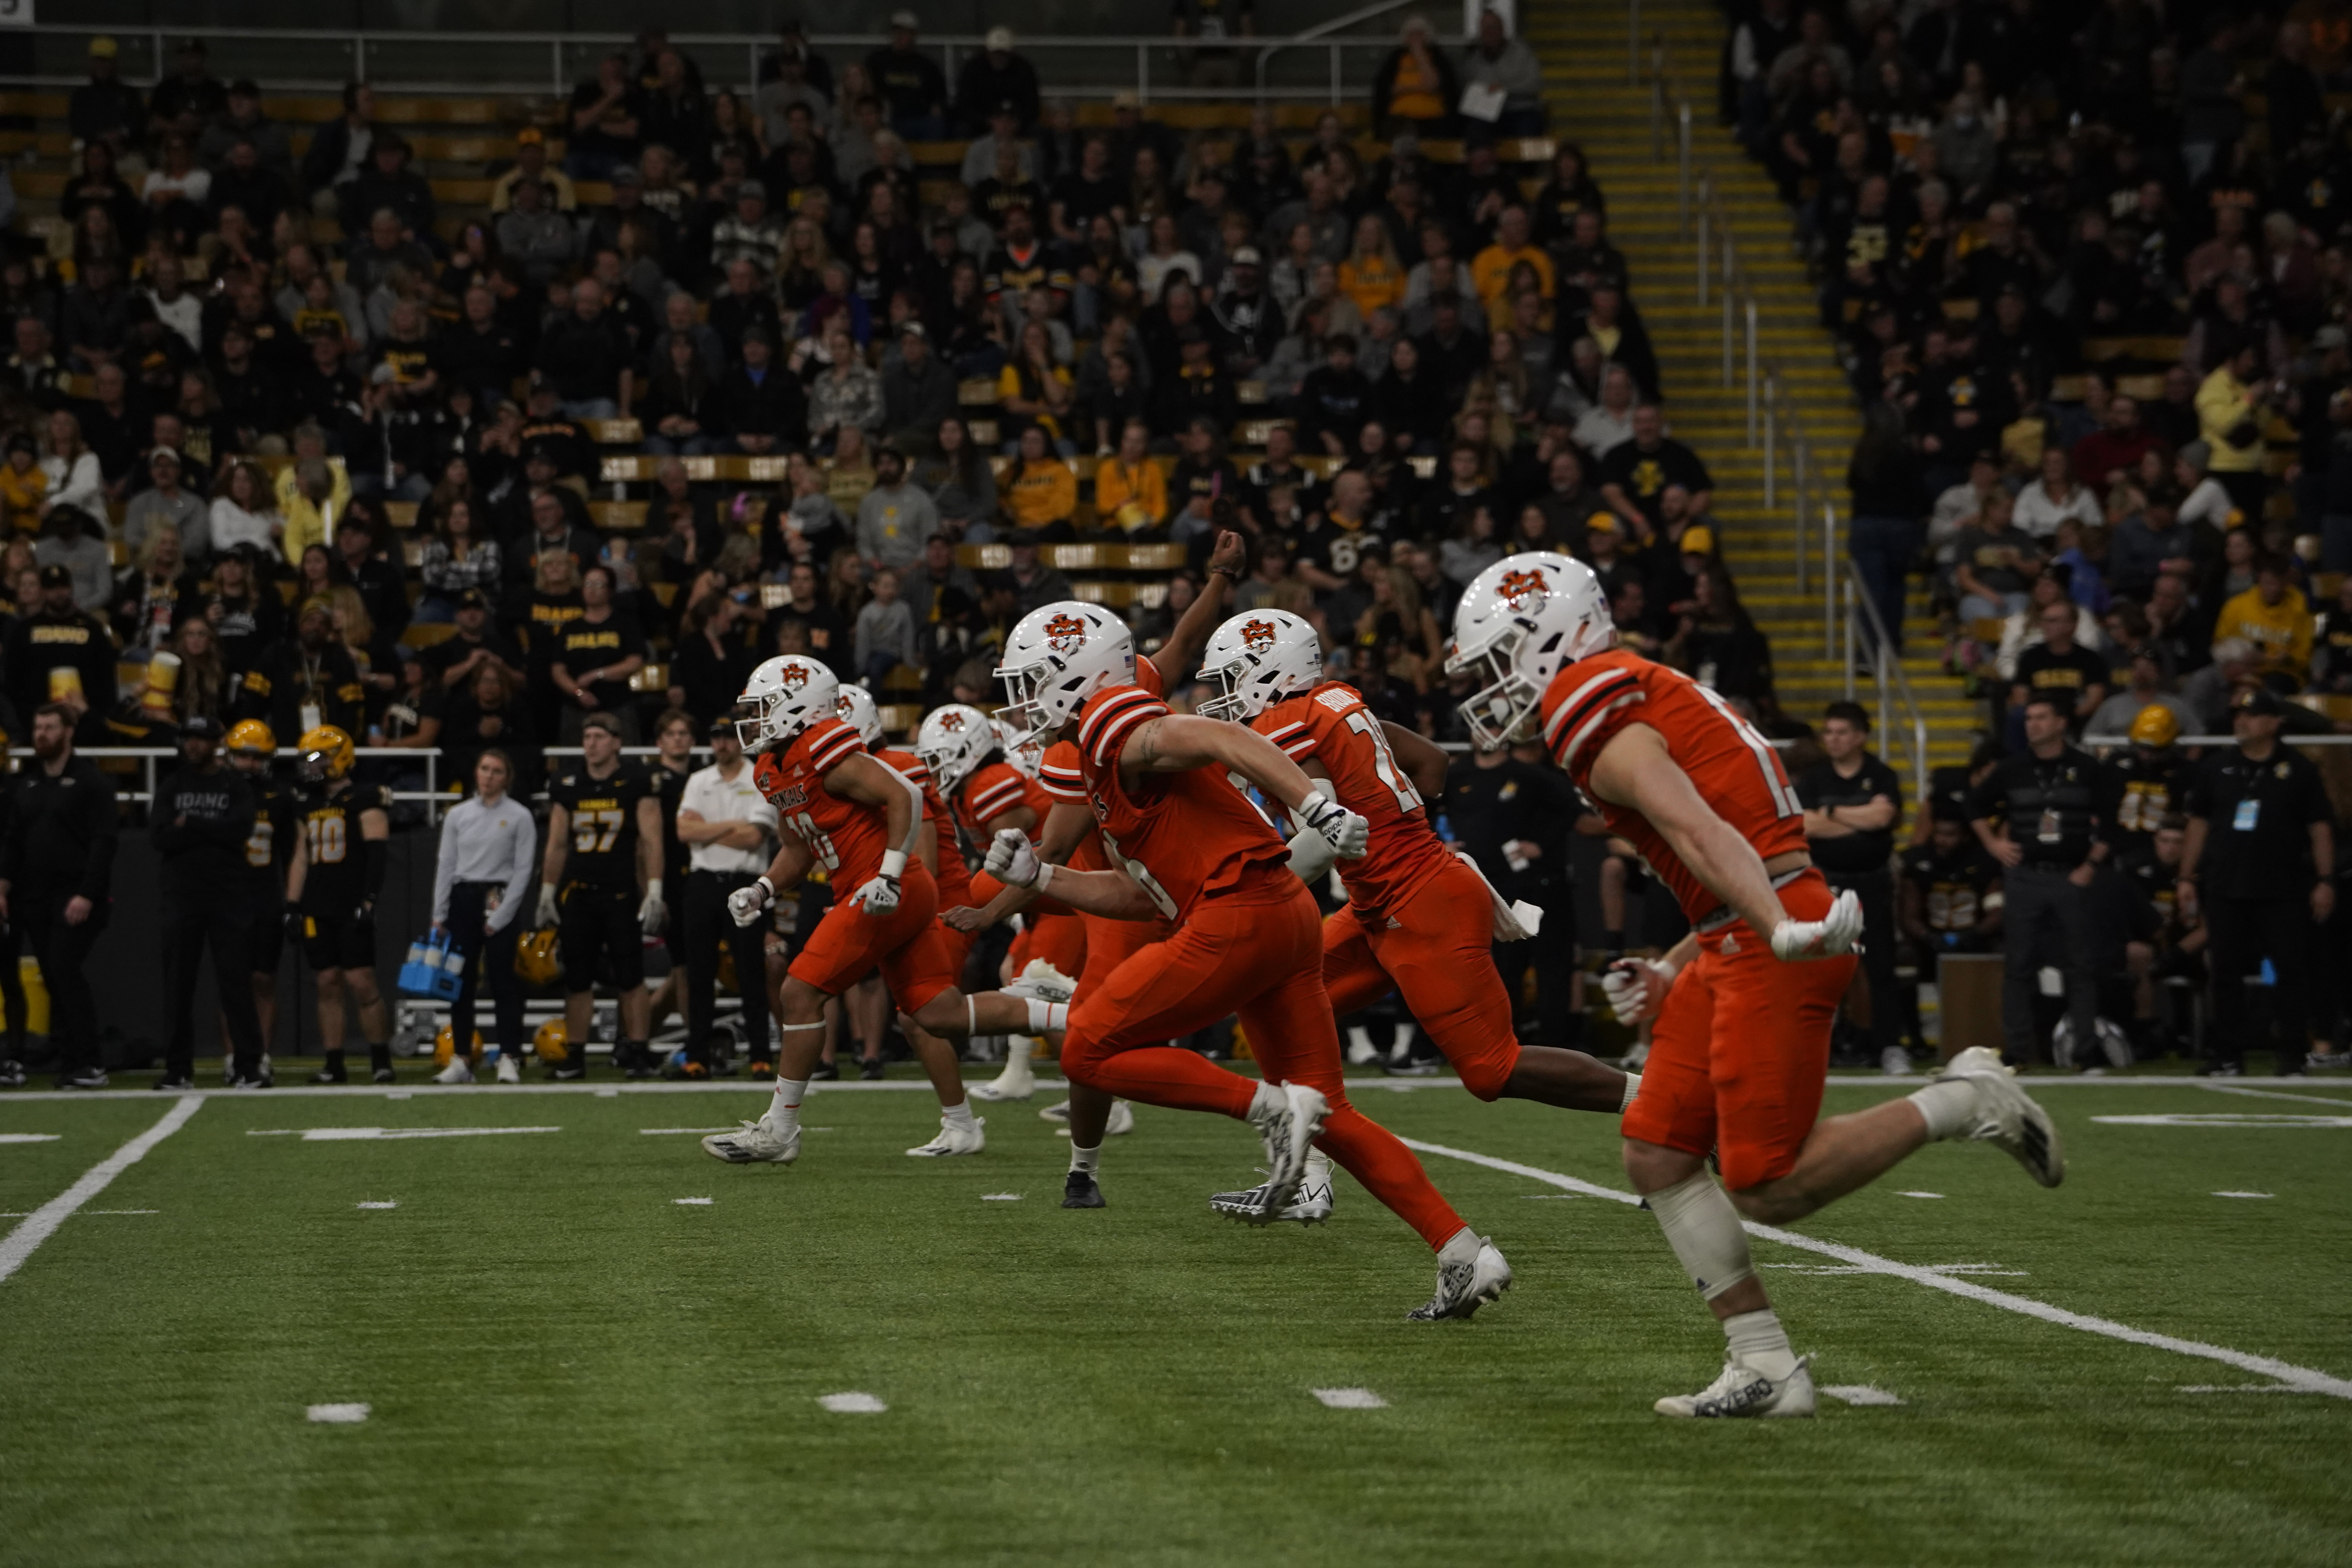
[1449,623,1549,751]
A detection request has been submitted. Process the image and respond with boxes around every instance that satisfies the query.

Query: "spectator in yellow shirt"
[1470,205,1553,318]
[1091,419,1168,537]
[1372,16,1460,138]
[0,433,46,534]
[2217,557,2315,687]
[1002,425,1078,543]
[274,426,351,565]
[1337,215,1407,319]
[2194,343,2279,521]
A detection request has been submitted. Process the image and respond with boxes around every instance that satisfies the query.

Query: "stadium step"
[1532,1,1983,797]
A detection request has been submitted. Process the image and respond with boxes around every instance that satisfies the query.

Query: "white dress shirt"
[682,761,778,875]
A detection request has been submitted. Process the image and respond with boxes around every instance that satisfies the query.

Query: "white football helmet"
[835,682,884,747]
[993,601,1135,743]
[993,715,1045,779]
[1197,608,1323,722]
[1445,552,1615,749]
[734,655,841,753]
[917,703,996,793]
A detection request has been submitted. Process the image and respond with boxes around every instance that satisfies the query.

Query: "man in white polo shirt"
[677,717,779,1075]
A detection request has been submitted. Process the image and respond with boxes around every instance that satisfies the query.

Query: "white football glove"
[728,877,774,928]
[637,880,666,938]
[851,850,908,916]
[535,883,559,929]
[984,827,1043,888]
[1601,956,1678,1025]
[1297,790,1369,860]
[1285,824,1338,882]
[1770,888,1866,961]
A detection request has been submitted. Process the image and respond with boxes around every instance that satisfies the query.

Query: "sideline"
[1399,1137,2352,1401]
[0,1096,206,1285]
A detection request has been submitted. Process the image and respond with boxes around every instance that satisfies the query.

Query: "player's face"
[1821,719,1864,761]
[228,748,267,777]
[582,726,621,768]
[659,721,694,760]
[1931,818,1965,856]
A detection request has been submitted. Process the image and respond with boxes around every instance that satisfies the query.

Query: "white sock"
[1069,1142,1102,1175]
[1303,1148,1331,1181]
[1391,1022,1419,1058]
[1248,1079,1284,1118]
[1620,1071,1642,1112]
[1646,1169,1755,1301]
[1025,999,1067,1034]
[768,1079,809,1135]
[1907,1078,1978,1140]
[996,1039,1036,1079]
[1722,1307,1800,1381]
[942,1100,977,1131]
[1345,1025,1376,1060]
[1437,1226,1481,1265]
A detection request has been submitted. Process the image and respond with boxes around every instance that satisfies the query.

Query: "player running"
[285,726,396,1084]
[1191,608,1637,1221]
[699,658,1075,1165]
[1447,553,2064,1416]
[980,600,1512,1318]
[537,712,667,1080]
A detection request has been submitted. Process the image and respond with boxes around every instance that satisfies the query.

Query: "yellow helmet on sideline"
[2129,704,2181,748]
[532,1018,569,1064]
[434,1025,483,1066]
[515,928,561,985]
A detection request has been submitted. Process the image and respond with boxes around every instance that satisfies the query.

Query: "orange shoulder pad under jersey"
[1074,682,1288,918]
[752,716,893,886]
[1254,681,1453,915]
[1037,739,1109,871]
[1537,647,1807,921]
[881,744,973,902]
[953,758,1052,844]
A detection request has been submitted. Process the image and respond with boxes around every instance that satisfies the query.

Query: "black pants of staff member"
[160,888,263,1081]
[1493,887,1582,1048]
[686,869,771,1068]
[20,890,106,1078]
[1829,867,1900,1054]
[2001,864,2098,1066]
[2204,893,2313,1073]
[0,910,24,1062]
[445,881,525,1058]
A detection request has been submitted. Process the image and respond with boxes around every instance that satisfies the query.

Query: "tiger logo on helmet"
[1198,608,1323,724]
[1043,612,1090,655]
[1495,568,1549,610]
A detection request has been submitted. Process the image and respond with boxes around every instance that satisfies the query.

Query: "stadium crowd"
[1720,0,2352,1073]
[0,15,1778,1087]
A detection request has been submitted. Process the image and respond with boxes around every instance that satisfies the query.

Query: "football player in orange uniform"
[1450,554,2065,1415]
[982,600,1512,1318]
[1192,608,1638,1220]
[700,658,1080,1167]
[921,701,1091,990]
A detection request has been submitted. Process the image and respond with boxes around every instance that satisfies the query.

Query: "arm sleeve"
[363,835,388,898]
[77,770,118,904]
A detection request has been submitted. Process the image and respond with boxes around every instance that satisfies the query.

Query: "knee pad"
[1646,1169,1756,1301]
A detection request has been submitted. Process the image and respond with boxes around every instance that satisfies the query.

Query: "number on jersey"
[786,811,840,870]
[1343,710,1422,814]
[245,818,274,869]
[572,808,623,853]
[305,813,346,865]
[1691,683,1804,818]
[1098,829,1180,920]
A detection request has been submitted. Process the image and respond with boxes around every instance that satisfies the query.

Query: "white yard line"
[0,1095,204,1286]
[2198,1081,2352,1109]
[1399,1137,2352,1401]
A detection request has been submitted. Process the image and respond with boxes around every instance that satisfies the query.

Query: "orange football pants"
[1321,858,1522,1100]
[1621,869,1857,1190]
[788,861,960,1014]
[1060,868,1466,1249]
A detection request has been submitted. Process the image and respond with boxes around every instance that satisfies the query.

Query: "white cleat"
[906,1116,986,1157]
[1104,1099,1134,1136]
[1210,1155,1333,1223]
[1408,1237,1513,1320]
[1003,960,1077,1004]
[1654,1354,1815,1418]
[432,1056,475,1085]
[701,1117,800,1165]
[1245,1082,1329,1226]
[1936,1047,2066,1187]
[1880,1045,1911,1076]
[970,1045,1038,1102]
[495,1053,521,1084]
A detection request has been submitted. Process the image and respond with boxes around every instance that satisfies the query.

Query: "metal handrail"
[14,20,1458,102]
[1837,555,1932,803]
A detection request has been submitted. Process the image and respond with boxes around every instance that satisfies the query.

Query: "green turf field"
[1,1070,2348,1566]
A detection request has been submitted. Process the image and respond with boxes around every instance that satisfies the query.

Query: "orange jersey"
[1256,681,1452,915]
[950,758,1053,846]
[1037,739,1112,873]
[1539,648,1807,921]
[1074,682,1289,919]
[752,716,898,889]
[879,744,973,909]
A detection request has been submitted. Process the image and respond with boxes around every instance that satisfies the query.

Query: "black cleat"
[57,1067,109,1090]
[808,1060,837,1080]
[153,1075,195,1091]
[229,1073,274,1089]
[552,1062,588,1082]
[1062,1171,1106,1209]
[0,1060,25,1087]
[371,1067,397,1085]
[859,1057,886,1080]
[309,1065,348,1084]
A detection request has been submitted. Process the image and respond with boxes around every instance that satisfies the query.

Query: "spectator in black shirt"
[536,280,634,421]
[1295,334,1373,458]
[567,53,647,180]
[2009,598,2110,739]
[69,39,145,156]
[2180,686,2336,1075]
[1796,702,1907,1071]
[1970,694,2116,1065]
[866,18,951,141]
[1901,815,2006,958]
[433,284,525,405]
[1597,404,1713,535]
[718,329,807,455]
[6,564,118,733]
[424,591,529,693]
[0,705,117,1088]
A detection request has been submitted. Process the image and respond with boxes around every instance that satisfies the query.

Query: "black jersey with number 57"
[550,763,652,889]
